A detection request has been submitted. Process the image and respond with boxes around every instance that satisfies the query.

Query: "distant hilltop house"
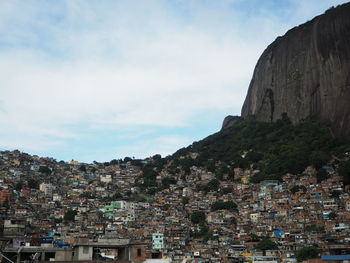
[70,160,79,166]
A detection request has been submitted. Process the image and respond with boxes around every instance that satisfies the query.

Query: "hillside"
[168,117,350,184]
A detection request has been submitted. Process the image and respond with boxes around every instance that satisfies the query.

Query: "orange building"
[0,189,11,204]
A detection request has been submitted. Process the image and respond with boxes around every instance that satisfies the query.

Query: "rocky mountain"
[241,3,350,138]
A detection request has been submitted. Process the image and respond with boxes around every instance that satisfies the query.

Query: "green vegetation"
[38,165,52,174]
[316,168,330,183]
[197,179,220,193]
[220,187,233,194]
[181,197,190,205]
[191,224,214,241]
[254,237,278,251]
[190,211,206,224]
[161,177,177,188]
[290,185,307,194]
[64,209,78,222]
[80,192,96,199]
[295,246,320,262]
[78,165,86,172]
[338,159,350,185]
[211,201,237,211]
[15,181,23,191]
[131,117,349,194]
[162,204,170,211]
[309,151,330,169]
[331,190,342,199]
[136,165,158,190]
[28,179,39,189]
[328,211,337,219]
[305,224,325,233]
[172,117,350,182]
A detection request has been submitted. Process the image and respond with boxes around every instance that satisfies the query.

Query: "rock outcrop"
[241,3,350,138]
[221,115,242,130]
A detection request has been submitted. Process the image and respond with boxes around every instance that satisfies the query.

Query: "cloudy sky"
[0,0,347,162]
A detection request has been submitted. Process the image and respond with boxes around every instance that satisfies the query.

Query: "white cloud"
[0,0,348,160]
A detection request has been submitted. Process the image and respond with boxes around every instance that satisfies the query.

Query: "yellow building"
[241,176,249,184]
[70,160,79,165]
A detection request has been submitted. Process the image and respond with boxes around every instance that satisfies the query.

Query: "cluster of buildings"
[0,150,350,263]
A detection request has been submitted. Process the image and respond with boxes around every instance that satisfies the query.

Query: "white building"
[152,233,164,250]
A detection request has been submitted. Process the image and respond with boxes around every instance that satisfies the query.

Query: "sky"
[0,0,348,163]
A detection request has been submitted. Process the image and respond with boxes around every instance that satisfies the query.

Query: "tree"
[112,192,122,199]
[211,201,237,211]
[78,165,86,172]
[245,151,263,163]
[15,181,23,191]
[295,246,320,262]
[290,185,307,194]
[203,179,220,193]
[220,187,233,194]
[255,238,278,254]
[192,224,213,241]
[64,209,77,222]
[146,187,159,195]
[328,211,337,220]
[131,159,143,167]
[331,190,341,199]
[28,179,39,189]
[316,168,329,183]
[190,211,206,224]
[162,204,170,211]
[139,166,158,189]
[309,151,330,169]
[181,197,190,205]
[110,159,119,165]
[38,166,52,175]
[305,225,324,233]
[338,160,350,185]
[123,157,132,163]
[161,177,177,188]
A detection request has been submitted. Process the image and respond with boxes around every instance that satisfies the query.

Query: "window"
[137,248,142,257]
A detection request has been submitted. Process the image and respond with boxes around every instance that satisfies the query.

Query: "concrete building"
[152,233,164,250]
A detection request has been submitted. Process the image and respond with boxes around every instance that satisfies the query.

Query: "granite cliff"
[241,3,350,138]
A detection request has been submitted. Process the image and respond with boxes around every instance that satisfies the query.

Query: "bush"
[38,166,52,175]
[170,118,350,181]
[28,179,39,189]
[255,238,278,251]
[64,209,77,221]
[161,177,177,188]
[199,179,220,193]
[290,185,307,194]
[295,246,320,262]
[338,160,350,185]
[190,211,206,224]
[211,201,237,211]
[309,151,330,169]
[181,197,190,205]
[316,168,329,183]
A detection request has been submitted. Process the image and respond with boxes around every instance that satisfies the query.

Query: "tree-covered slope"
[170,116,350,182]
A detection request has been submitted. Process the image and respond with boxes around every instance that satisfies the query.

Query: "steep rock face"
[221,115,242,130]
[241,3,350,138]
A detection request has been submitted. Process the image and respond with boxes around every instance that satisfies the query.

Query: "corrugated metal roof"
[321,255,350,261]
